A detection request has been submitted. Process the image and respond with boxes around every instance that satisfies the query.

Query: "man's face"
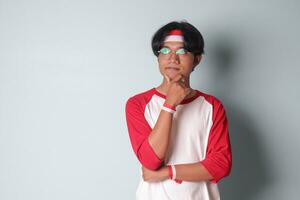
[157,41,201,80]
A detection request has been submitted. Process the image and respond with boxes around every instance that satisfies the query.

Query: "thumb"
[171,74,184,83]
[164,74,171,84]
[185,87,193,95]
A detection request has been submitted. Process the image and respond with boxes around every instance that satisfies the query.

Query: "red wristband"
[175,179,182,184]
[167,165,173,179]
[163,102,176,111]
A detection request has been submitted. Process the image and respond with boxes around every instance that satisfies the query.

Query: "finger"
[177,80,185,88]
[179,78,186,86]
[171,74,184,83]
[164,74,171,84]
[184,87,192,95]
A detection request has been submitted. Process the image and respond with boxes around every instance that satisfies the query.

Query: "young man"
[125,21,232,200]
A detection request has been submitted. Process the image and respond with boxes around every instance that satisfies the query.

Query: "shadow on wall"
[198,34,272,200]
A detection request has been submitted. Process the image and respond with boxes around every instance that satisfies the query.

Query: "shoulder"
[125,88,155,110]
[196,90,228,123]
[196,90,225,109]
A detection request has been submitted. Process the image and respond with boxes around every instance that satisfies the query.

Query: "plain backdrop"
[0,0,299,199]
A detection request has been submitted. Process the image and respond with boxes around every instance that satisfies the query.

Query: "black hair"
[151,21,204,57]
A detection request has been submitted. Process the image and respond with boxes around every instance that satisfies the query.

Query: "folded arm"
[141,99,232,184]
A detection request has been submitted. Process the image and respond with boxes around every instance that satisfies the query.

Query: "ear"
[194,55,202,65]
[192,55,202,70]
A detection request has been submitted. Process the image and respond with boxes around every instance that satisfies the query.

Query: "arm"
[148,109,173,160]
[149,74,192,161]
[142,99,232,183]
[142,163,213,182]
[125,75,190,170]
[171,162,213,181]
[125,97,173,170]
[199,100,232,183]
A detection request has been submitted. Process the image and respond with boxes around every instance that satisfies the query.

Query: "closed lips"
[166,67,180,70]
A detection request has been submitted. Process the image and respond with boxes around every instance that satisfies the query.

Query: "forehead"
[162,41,184,49]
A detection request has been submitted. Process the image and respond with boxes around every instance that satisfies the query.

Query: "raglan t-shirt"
[125,88,232,200]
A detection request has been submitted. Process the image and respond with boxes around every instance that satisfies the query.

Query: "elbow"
[218,155,232,181]
[137,152,163,171]
[135,137,164,170]
[200,154,232,183]
[224,156,232,177]
[220,160,232,180]
[136,147,163,171]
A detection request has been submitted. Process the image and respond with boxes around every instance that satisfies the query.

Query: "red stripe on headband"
[168,29,183,36]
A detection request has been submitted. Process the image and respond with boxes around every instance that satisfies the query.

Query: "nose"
[169,52,179,64]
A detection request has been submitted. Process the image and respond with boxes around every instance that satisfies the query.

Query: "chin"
[165,72,179,79]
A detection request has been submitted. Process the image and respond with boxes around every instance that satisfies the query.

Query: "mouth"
[165,67,180,71]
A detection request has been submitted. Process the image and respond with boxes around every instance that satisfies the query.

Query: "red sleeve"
[125,97,163,170]
[200,99,232,183]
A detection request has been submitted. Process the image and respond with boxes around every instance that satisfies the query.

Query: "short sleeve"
[125,97,163,170]
[200,100,232,183]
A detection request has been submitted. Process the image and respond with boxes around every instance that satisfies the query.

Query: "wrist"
[163,101,177,110]
[164,99,177,107]
[166,165,183,184]
[162,102,177,114]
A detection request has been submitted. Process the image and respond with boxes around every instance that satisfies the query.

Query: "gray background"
[0,0,299,199]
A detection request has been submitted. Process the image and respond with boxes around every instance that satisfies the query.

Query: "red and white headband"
[164,29,184,42]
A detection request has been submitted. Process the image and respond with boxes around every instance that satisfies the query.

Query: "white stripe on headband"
[164,35,184,42]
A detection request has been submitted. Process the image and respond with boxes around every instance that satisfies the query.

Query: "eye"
[158,47,171,55]
[176,48,187,55]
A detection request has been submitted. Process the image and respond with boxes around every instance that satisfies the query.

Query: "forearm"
[171,163,213,182]
[148,110,173,160]
[142,162,214,183]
